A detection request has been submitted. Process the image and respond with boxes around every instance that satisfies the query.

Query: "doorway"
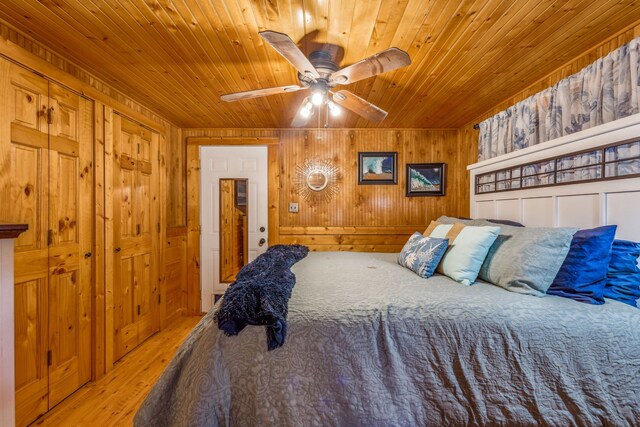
[200,146,269,312]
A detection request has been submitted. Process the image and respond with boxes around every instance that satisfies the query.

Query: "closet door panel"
[135,252,156,343]
[119,168,135,238]
[113,115,135,361]
[13,279,48,427]
[2,61,92,426]
[139,127,159,343]
[112,115,159,361]
[114,255,137,359]
[46,84,92,409]
[48,271,81,407]
[137,171,151,235]
[2,61,51,427]
[10,144,46,259]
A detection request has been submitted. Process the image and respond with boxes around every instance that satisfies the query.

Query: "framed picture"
[406,163,446,196]
[358,152,397,185]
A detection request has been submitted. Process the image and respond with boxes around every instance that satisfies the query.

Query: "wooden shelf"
[0,223,27,239]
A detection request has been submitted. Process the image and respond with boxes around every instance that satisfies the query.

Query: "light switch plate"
[289,202,299,213]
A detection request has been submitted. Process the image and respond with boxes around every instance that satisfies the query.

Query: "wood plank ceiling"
[1,1,639,129]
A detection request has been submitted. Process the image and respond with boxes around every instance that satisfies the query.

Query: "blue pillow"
[604,239,640,307]
[547,225,617,304]
[398,233,449,278]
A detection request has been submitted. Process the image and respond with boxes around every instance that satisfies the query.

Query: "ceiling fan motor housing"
[297,50,340,86]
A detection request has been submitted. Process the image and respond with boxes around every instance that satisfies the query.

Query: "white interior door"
[200,146,268,312]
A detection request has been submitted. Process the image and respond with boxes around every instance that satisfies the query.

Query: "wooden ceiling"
[2,1,639,129]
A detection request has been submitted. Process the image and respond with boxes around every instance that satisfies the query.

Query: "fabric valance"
[478,36,640,161]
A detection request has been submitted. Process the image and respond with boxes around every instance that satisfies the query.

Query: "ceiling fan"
[220,31,411,125]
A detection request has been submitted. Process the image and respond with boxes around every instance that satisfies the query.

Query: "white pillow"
[428,224,500,285]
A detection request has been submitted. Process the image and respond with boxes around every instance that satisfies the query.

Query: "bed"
[136,115,640,426]
[135,250,640,426]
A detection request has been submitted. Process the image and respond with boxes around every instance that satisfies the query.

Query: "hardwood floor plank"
[30,316,202,427]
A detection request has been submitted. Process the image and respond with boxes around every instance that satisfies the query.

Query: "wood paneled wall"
[278,129,471,251]
[166,126,185,228]
[184,128,474,252]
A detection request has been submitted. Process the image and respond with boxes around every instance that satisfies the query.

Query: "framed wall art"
[406,163,446,196]
[358,152,397,185]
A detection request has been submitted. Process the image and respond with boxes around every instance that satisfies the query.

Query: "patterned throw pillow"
[398,233,449,278]
[428,223,501,286]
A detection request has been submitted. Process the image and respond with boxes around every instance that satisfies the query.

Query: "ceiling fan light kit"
[220,30,411,126]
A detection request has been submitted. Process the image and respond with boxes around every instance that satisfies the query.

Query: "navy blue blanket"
[215,244,309,350]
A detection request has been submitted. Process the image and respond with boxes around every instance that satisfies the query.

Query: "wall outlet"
[288,202,299,213]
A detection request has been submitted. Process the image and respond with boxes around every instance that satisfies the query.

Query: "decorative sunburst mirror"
[294,158,340,201]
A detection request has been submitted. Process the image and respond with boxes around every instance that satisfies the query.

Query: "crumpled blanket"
[215,244,309,350]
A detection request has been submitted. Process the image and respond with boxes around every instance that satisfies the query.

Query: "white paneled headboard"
[468,113,640,241]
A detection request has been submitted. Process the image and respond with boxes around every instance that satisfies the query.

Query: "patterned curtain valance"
[478,36,640,161]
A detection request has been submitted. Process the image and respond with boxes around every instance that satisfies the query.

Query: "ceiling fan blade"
[330,48,411,85]
[332,90,388,122]
[221,85,306,102]
[259,30,320,80]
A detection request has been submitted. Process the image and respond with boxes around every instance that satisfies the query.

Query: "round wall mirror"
[306,170,328,191]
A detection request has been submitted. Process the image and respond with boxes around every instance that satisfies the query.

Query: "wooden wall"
[277,129,472,251]
[184,128,475,252]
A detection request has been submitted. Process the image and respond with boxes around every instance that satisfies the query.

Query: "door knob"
[114,247,121,253]
[258,238,266,247]
[260,226,265,232]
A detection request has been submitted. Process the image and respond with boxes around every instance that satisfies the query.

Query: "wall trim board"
[301,245,405,252]
[279,226,421,235]
[186,138,280,314]
[93,102,106,381]
[187,136,280,146]
[103,106,115,372]
[185,128,459,132]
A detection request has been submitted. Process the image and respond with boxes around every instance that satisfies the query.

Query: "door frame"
[185,137,279,315]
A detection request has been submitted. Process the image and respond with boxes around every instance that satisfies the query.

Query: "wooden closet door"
[112,115,159,361]
[46,82,92,408]
[1,60,50,427]
[1,61,93,426]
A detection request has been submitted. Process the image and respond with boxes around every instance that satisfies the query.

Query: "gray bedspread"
[135,252,640,427]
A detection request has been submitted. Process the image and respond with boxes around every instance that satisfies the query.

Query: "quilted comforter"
[135,251,640,426]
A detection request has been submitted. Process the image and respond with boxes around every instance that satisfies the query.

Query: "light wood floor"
[31,316,202,427]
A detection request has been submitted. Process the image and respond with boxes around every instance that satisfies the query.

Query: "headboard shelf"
[468,113,640,241]
[475,138,640,195]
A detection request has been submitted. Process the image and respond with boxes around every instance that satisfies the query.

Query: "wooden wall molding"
[93,103,106,380]
[187,136,280,146]
[279,226,420,235]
